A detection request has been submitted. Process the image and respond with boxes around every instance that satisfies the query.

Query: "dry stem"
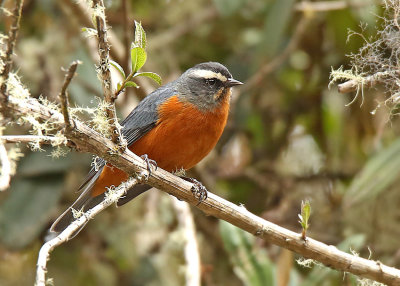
[59,60,80,129]
[0,0,24,96]
[0,135,62,144]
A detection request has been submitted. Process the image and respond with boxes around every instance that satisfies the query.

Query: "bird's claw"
[140,154,157,178]
[186,178,208,206]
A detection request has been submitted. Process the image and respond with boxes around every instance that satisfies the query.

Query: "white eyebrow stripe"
[190,69,228,82]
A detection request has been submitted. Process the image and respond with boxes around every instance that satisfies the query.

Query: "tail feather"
[50,193,104,236]
[117,184,152,206]
[50,169,151,237]
[50,170,102,236]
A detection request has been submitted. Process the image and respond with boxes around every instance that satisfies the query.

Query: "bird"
[50,61,243,235]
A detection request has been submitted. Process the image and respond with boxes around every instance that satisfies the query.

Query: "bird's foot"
[140,154,157,178]
[181,177,208,205]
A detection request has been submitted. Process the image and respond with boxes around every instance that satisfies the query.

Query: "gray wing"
[78,82,177,190]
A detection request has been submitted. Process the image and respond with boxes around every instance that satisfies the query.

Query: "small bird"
[51,62,242,234]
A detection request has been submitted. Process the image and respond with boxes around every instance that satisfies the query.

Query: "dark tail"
[50,180,152,237]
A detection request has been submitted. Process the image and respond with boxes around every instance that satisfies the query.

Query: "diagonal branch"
[1,91,400,285]
[35,177,140,286]
[0,0,24,97]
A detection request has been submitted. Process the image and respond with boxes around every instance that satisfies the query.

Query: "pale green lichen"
[6,72,31,100]
[71,207,85,220]
[329,66,366,107]
[7,147,24,176]
[330,0,400,114]
[71,98,121,140]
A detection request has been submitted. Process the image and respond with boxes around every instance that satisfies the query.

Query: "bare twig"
[35,177,140,286]
[0,140,11,191]
[294,1,369,12]
[2,93,398,285]
[59,60,80,129]
[92,0,124,146]
[241,16,309,94]
[173,200,201,286]
[0,135,62,145]
[0,0,24,97]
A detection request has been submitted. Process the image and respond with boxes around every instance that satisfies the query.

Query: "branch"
[2,92,400,285]
[173,200,201,286]
[294,1,369,12]
[35,177,140,286]
[59,60,80,129]
[0,135,62,145]
[92,0,124,146]
[0,140,11,191]
[336,71,394,94]
[0,0,24,97]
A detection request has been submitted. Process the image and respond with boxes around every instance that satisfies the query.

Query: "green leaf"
[110,59,125,78]
[134,20,146,49]
[299,200,311,230]
[135,72,162,85]
[124,81,139,88]
[261,0,296,57]
[344,138,400,207]
[219,220,276,286]
[130,47,147,73]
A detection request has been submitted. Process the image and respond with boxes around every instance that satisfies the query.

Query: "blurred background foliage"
[1,0,399,285]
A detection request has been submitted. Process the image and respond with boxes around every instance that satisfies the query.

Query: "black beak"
[225,78,243,87]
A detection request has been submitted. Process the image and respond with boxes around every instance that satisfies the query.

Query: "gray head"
[176,62,242,111]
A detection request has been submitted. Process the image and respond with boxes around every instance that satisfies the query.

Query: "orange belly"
[91,94,230,197]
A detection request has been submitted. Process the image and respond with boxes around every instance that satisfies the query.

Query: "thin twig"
[0,0,24,97]
[92,0,124,146]
[59,60,80,129]
[0,140,11,191]
[35,177,140,286]
[2,87,400,285]
[0,135,61,144]
[241,16,309,94]
[294,1,370,12]
[173,200,201,286]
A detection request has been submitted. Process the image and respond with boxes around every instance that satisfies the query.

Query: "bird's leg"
[140,154,157,177]
[180,176,208,205]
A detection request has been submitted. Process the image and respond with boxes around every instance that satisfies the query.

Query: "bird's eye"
[206,79,217,87]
